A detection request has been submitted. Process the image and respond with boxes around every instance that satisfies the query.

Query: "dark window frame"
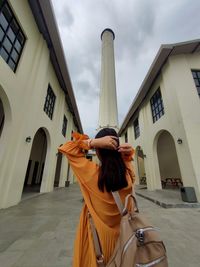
[191,70,200,97]
[150,88,164,123]
[134,118,140,139]
[0,0,26,72]
[125,131,128,143]
[62,115,67,137]
[43,84,56,120]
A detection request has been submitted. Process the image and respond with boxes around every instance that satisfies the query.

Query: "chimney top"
[101,28,115,40]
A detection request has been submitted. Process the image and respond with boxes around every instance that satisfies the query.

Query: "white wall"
[121,51,200,200]
[0,0,79,208]
[167,54,200,193]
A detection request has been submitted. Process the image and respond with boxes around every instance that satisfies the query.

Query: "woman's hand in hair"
[91,136,118,150]
[118,143,133,155]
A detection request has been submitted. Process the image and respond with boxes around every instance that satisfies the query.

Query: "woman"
[57,128,135,267]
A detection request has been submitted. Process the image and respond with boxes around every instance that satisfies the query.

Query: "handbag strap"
[112,184,137,215]
[88,212,106,267]
[111,191,125,215]
[88,184,136,267]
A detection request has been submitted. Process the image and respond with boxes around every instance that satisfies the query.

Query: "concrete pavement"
[0,184,200,267]
[135,185,200,208]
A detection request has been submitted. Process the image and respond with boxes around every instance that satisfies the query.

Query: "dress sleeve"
[57,132,98,184]
[122,148,136,183]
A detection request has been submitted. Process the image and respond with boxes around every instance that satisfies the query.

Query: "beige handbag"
[88,187,168,267]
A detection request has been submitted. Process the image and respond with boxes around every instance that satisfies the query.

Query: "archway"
[54,148,63,187]
[0,98,5,138]
[135,146,146,185]
[0,86,12,166]
[22,128,47,195]
[157,130,182,189]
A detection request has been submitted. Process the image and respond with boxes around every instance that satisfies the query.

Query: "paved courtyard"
[0,184,200,267]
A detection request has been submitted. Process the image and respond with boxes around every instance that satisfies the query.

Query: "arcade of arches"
[1,96,184,202]
[0,97,66,199]
[134,131,183,190]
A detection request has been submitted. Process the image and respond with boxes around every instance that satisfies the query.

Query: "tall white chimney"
[98,28,118,131]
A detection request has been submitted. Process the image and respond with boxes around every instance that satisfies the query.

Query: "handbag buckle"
[136,229,145,245]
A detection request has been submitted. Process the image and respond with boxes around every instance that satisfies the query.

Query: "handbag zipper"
[122,227,159,256]
[135,255,166,267]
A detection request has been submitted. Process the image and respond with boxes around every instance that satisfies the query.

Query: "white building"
[0,0,83,209]
[119,40,200,201]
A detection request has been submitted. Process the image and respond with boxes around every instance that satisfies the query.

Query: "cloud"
[75,80,99,100]
[52,2,74,27]
[51,0,200,136]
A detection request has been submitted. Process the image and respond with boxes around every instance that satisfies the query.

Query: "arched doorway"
[135,146,146,185]
[54,148,63,187]
[157,130,182,189]
[0,98,5,138]
[22,128,47,195]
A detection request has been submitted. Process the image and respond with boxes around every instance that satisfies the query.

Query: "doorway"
[22,128,47,196]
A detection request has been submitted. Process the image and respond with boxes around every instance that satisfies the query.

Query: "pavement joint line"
[20,187,81,203]
[20,192,47,203]
[135,191,200,209]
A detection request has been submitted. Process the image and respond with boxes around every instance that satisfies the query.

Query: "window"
[62,115,67,137]
[150,88,164,123]
[125,131,128,143]
[134,118,140,139]
[191,70,200,96]
[0,1,25,71]
[43,85,56,120]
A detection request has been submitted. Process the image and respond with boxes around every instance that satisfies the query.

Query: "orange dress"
[57,133,135,267]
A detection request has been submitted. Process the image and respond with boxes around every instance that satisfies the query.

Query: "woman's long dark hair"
[95,128,127,192]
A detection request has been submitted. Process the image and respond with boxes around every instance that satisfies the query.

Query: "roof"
[28,0,83,133]
[118,39,200,136]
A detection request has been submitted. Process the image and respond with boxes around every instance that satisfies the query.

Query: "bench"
[140,176,146,185]
[162,178,183,188]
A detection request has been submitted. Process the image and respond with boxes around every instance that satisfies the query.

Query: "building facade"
[119,40,200,201]
[0,0,83,209]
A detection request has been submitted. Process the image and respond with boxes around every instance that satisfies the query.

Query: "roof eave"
[118,39,200,136]
[28,0,83,133]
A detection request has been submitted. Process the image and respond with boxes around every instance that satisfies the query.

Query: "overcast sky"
[51,0,200,137]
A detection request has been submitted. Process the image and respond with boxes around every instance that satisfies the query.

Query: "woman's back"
[57,130,135,266]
